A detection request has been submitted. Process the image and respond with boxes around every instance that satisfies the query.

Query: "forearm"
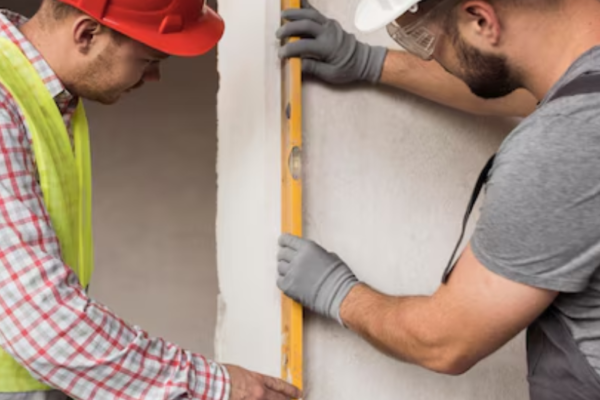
[279,234,556,378]
[380,50,537,118]
[340,284,473,375]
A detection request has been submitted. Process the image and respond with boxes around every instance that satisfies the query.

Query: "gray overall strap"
[442,155,495,283]
[442,71,600,283]
[528,307,600,400]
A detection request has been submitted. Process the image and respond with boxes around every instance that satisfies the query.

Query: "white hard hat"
[355,0,422,33]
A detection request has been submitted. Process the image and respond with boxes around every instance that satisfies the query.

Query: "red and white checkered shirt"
[0,10,229,399]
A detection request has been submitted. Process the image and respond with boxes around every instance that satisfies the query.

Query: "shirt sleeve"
[0,99,230,399]
[471,114,600,293]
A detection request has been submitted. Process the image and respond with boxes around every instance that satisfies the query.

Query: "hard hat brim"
[355,0,420,33]
[106,6,225,57]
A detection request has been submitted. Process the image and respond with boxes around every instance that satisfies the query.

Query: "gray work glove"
[277,1,388,84]
[277,234,360,325]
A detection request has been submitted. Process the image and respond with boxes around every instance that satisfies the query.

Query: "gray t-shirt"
[471,46,600,374]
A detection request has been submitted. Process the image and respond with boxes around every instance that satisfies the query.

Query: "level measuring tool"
[280,0,304,397]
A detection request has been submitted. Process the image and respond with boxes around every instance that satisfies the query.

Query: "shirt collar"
[0,10,77,113]
[540,46,600,107]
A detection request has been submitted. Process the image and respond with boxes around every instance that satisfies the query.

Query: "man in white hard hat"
[277,1,600,399]
[278,0,537,117]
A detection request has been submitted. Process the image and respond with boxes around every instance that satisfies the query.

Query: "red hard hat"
[58,0,225,56]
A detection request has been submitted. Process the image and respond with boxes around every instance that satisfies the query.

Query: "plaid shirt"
[0,11,229,399]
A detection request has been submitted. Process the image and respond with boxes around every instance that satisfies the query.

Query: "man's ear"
[456,1,502,47]
[72,17,104,55]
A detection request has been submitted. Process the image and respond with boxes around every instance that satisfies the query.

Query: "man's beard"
[452,30,521,99]
[64,48,129,105]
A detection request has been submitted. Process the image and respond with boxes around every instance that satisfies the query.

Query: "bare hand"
[226,365,302,400]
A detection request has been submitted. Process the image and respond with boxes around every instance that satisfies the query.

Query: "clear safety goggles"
[386,0,457,60]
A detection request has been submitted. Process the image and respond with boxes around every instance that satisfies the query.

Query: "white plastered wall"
[216,0,528,399]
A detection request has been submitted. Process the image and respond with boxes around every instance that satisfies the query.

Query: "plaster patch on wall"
[215,0,283,377]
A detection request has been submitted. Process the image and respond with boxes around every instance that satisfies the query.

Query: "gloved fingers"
[276,19,325,40]
[278,39,329,60]
[278,233,306,251]
[281,8,327,25]
[277,260,292,276]
[303,61,348,84]
[277,247,297,263]
[302,59,328,75]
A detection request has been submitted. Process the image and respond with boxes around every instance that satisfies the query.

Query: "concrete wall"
[4,0,219,357]
[216,0,529,399]
[87,55,219,356]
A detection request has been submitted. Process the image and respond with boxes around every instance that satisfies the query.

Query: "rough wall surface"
[216,0,528,398]
[87,51,220,356]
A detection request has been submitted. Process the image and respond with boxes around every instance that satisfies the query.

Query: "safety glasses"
[386,0,457,60]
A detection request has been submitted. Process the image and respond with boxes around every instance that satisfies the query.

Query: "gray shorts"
[0,392,67,400]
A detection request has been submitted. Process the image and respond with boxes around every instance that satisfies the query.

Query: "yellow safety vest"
[0,37,94,392]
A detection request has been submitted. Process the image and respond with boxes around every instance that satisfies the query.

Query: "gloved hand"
[277,234,360,325]
[277,1,388,84]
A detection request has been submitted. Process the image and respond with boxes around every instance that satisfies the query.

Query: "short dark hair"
[436,0,563,14]
[42,0,128,43]
[438,0,564,28]
[479,0,564,10]
[44,0,83,20]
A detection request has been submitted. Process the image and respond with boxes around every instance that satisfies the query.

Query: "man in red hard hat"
[0,1,302,399]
